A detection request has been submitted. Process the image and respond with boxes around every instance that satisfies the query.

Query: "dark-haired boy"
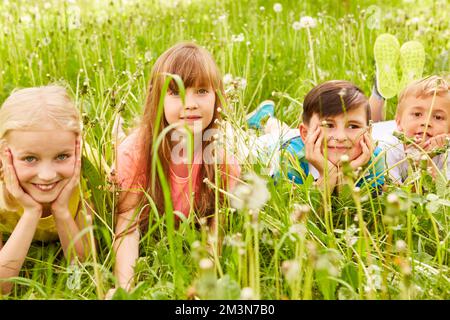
[247,80,384,191]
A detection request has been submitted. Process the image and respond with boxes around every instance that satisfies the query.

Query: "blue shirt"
[276,136,385,188]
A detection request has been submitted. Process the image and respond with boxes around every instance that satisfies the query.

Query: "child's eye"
[56,154,70,161]
[168,90,179,96]
[22,156,37,163]
[412,112,422,117]
[321,122,333,128]
[348,124,361,129]
[197,88,209,94]
[434,114,445,121]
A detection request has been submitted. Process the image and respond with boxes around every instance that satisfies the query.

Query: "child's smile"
[5,129,77,204]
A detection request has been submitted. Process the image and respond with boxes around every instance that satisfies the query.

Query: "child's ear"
[299,123,309,141]
[395,117,403,131]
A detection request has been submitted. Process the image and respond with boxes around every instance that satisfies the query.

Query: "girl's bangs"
[166,51,217,92]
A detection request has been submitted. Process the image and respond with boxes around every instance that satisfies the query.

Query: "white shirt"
[372,121,450,182]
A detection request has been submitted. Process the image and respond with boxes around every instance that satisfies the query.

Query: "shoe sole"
[246,100,275,121]
[399,41,425,92]
[374,34,400,99]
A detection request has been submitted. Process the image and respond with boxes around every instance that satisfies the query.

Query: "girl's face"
[5,129,77,204]
[164,86,216,135]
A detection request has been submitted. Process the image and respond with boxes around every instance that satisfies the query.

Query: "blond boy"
[373,76,450,182]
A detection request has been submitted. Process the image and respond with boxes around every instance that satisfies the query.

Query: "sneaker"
[399,40,425,93]
[246,100,275,130]
[374,33,400,99]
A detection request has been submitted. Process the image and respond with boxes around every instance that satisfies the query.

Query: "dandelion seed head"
[292,21,301,31]
[395,240,407,252]
[273,3,282,13]
[387,193,399,204]
[240,287,254,300]
[299,16,317,28]
[199,258,213,270]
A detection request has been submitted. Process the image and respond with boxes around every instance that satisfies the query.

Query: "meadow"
[0,0,449,300]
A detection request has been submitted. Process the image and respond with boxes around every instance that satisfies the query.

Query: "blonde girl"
[0,86,92,295]
[111,42,241,294]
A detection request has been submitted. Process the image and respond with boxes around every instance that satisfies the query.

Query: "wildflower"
[395,240,407,253]
[364,264,382,293]
[230,172,270,211]
[281,260,300,284]
[343,224,358,246]
[273,3,282,13]
[299,16,317,28]
[223,73,233,85]
[409,17,420,24]
[199,258,214,270]
[289,223,307,240]
[338,87,347,97]
[240,287,255,300]
[20,14,32,25]
[231,33,245,43]
[144,51,152,62]
[290,203,310,222]
[259,6,265,11]
[387,193,399,204]
[340,154,350,163]
[218,14,227,21]
[292,21,302,31]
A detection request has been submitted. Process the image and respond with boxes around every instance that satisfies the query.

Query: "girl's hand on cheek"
[1,148,42,214]
[51,137,82,217]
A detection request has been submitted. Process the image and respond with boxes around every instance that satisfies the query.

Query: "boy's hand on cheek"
[350,133,373,170]
[1,148,42,214]
[421,133,449,152]
[305,125,336,174]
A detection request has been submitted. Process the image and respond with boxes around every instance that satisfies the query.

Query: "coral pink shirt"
[115,131,240,218]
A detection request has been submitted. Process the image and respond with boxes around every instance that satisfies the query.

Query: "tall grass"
[0,0,448,300]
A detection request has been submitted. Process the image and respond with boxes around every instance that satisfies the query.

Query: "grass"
[0,0,449,300]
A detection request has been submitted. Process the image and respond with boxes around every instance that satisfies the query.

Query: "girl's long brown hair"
[118,42,227,232]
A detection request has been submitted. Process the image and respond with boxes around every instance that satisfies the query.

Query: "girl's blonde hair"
[118,42,227,232]
[0,85,81,210]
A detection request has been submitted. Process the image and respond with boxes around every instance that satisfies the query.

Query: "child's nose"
[331,129,347,141]
[185,93,198,109]
[37,165,57,181]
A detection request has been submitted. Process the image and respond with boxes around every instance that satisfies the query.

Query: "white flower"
[44,2,52,9]
[231,172,270,211]
[144,50,152,62]
[240,287,255,300]
[273,3,282,13]
[231,33,245,42]
[387,193,399,204]
[299,16,317,28]
[223,73,233,85]
[199,258,214,270]
[340,154,349,162]
[218,14,227,21]
[395,240,407,252]
[281,260,300,283]
[238,77,247,89]
[292,21,302,31]
[20,14,32,25]
[259,6,265,11]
